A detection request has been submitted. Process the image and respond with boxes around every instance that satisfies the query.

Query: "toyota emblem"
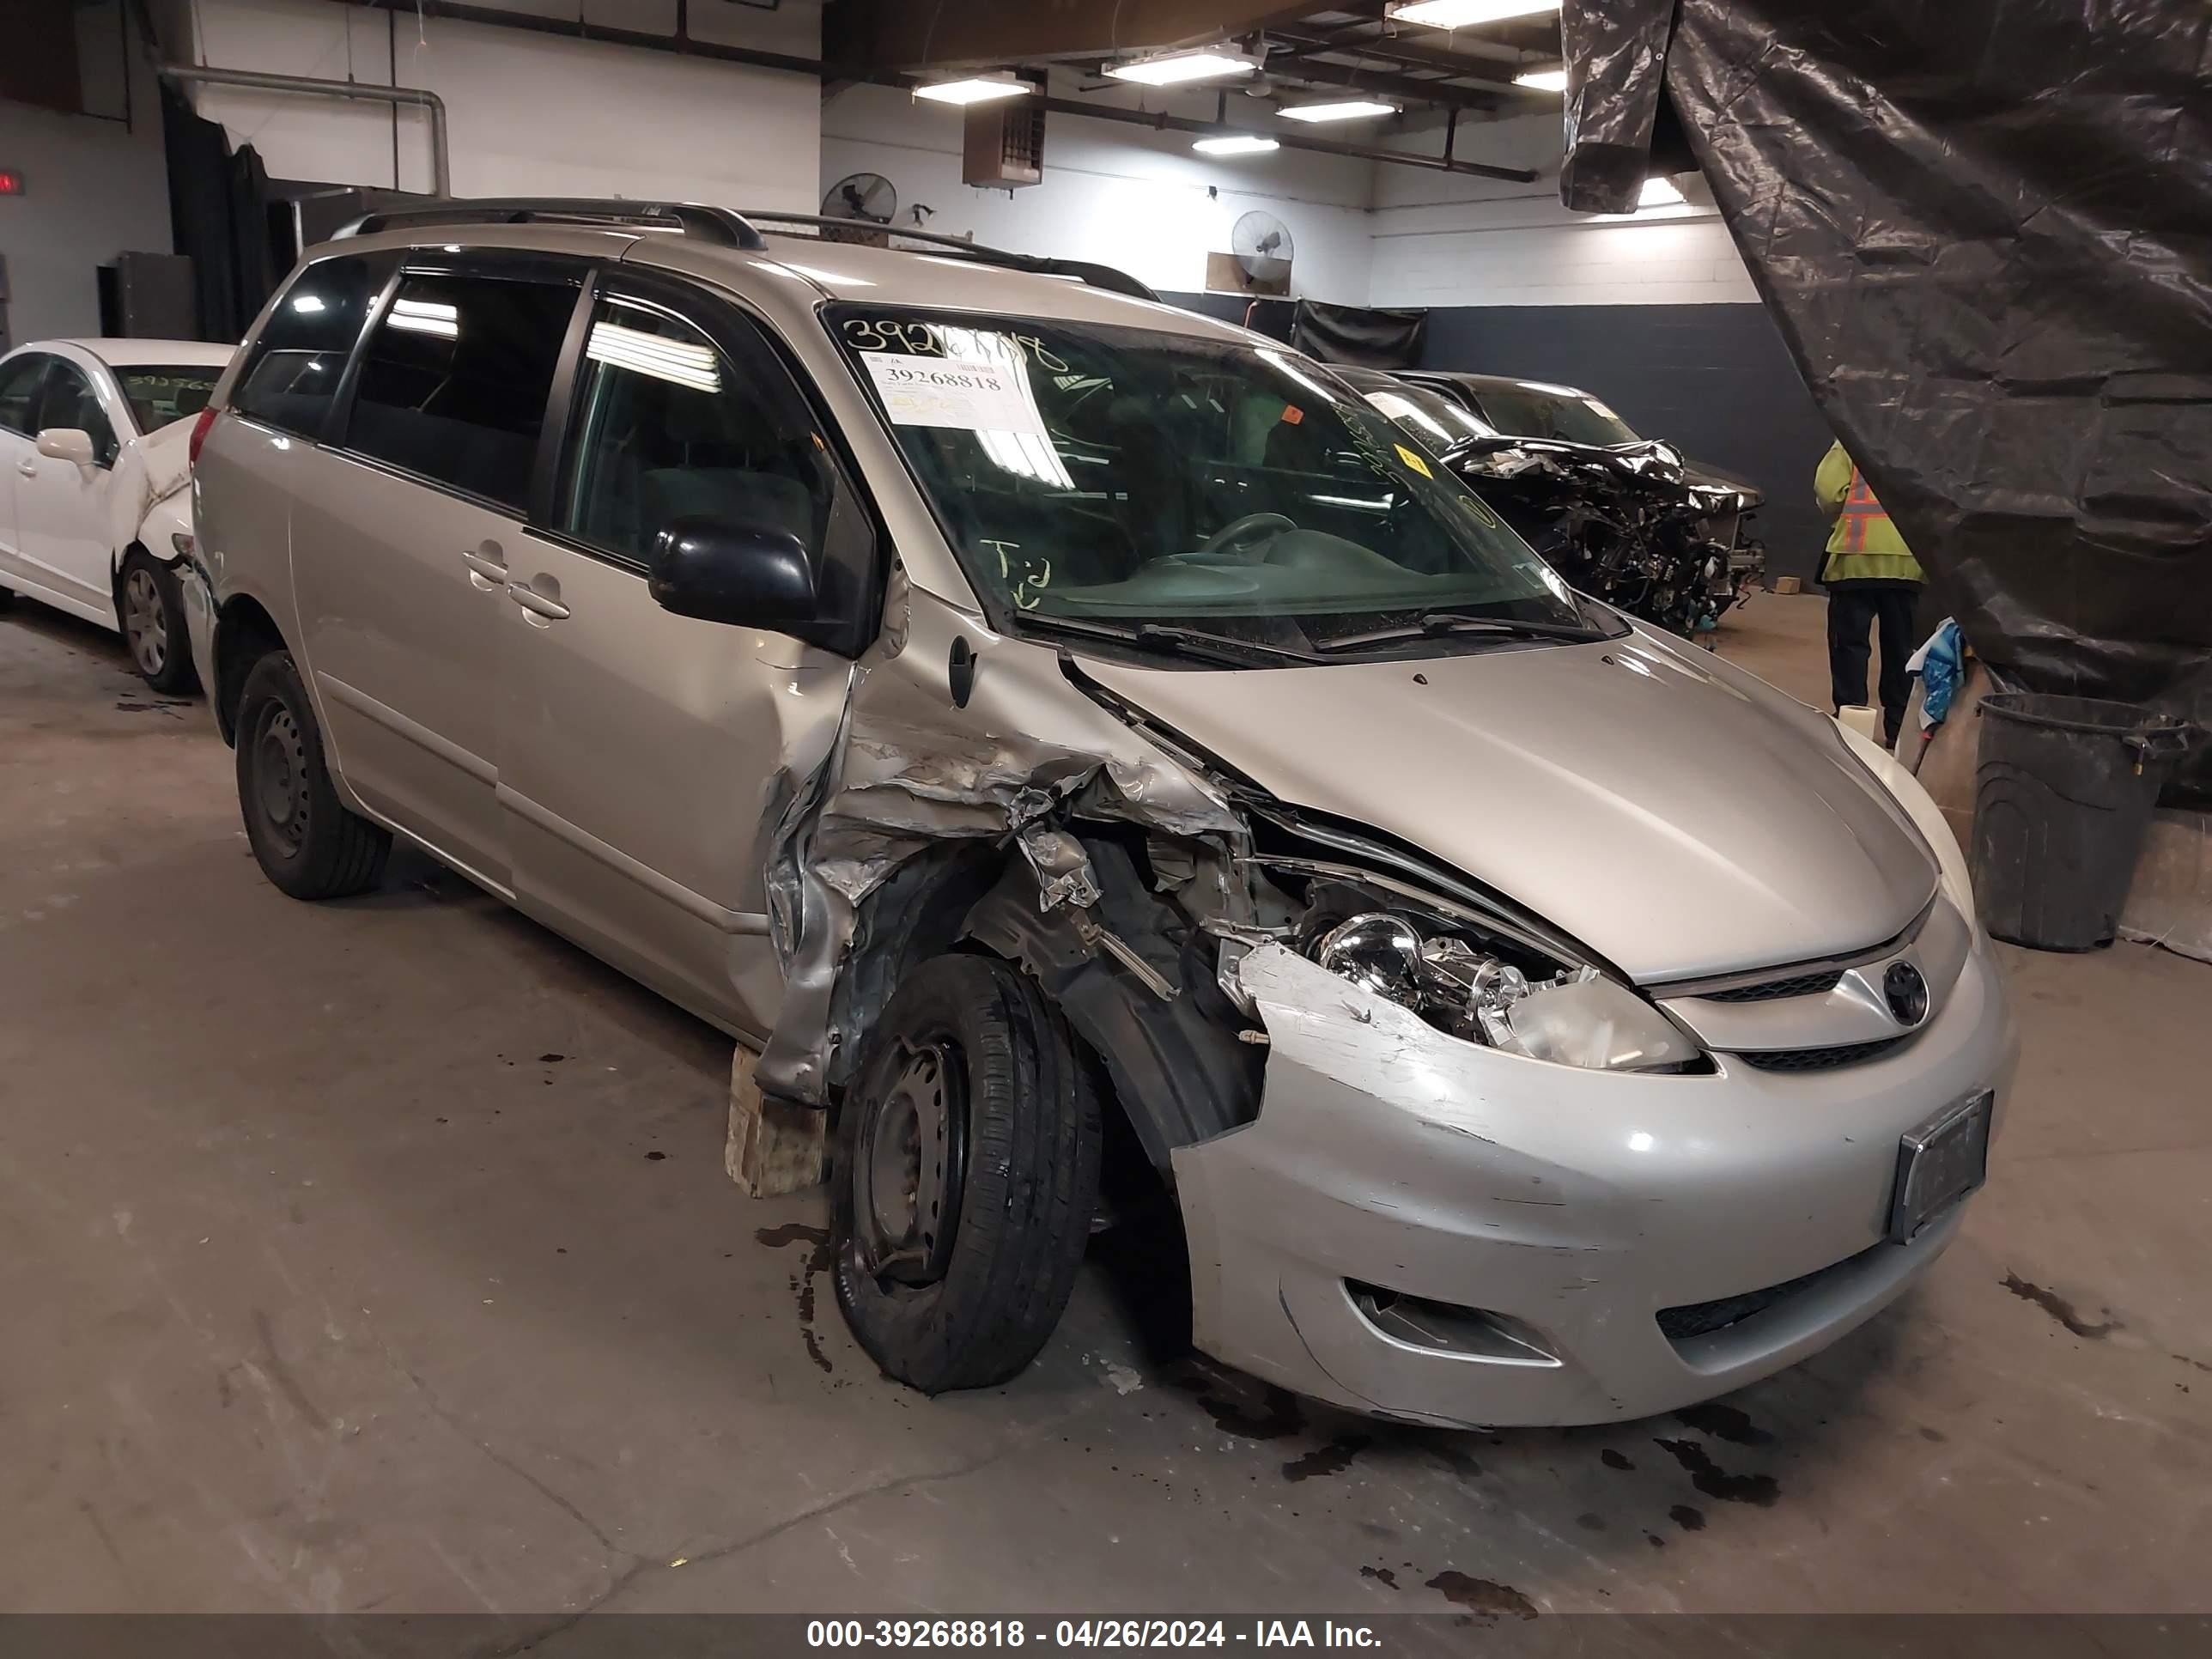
[1883,962,1929,1026]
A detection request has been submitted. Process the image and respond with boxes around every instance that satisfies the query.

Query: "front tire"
[833,954,1103,1394]
[235,651,390,899]
[118,550,198,694]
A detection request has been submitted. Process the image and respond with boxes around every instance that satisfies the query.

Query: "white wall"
[0,1,172,343]
[1367,112,1757,308]
[821,83,1375,304]
[156,0,821,210]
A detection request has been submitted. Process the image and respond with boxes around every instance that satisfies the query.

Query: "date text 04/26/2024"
[805,1620,1383,1649]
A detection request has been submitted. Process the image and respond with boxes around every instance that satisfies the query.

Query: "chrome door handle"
[461,546,507,589]
[507,581,570,621]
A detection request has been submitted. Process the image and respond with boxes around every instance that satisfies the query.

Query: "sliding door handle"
[507,580,570,622]
[461,545,508,589]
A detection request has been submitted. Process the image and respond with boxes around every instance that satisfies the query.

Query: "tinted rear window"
[115,367,221,433]
[342,273,574,511]
[232,256,386,438]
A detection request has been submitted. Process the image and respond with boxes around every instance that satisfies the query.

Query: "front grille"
[1657,1243,1877,1342]
[1702,969,1844,1003]
[1736,1035,1911,1072]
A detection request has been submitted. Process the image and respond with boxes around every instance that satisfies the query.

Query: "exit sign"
[0,171,22,196]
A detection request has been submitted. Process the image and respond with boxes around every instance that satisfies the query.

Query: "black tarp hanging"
[1289,299,1430,368]
[161,82,276,344]
[1559,0,2212,799]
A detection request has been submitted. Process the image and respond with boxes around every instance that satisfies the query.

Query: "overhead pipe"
[160,63,451,197]
[1036,97,1537,182]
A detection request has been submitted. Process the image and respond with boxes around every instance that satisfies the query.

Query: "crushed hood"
[1080,628,1936,983]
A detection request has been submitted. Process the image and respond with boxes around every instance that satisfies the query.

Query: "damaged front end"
[754,609,1698,1173]
[1449,437,1761,640]
[744,597,2003,1426]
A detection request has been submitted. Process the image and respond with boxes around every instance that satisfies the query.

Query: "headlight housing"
[1305,906,1701,1073]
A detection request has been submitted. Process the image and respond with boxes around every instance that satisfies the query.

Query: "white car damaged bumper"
[1174,935,2017,1429]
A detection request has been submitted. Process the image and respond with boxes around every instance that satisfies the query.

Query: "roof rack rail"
[337,197,766,251]
[738,211,1158,303]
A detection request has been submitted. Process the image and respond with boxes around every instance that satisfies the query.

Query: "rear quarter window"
[231,254,389,439]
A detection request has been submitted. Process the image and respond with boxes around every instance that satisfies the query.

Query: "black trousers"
[1826,582,1923,744]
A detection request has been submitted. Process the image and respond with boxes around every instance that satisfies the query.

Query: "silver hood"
[1080,627,1937,984]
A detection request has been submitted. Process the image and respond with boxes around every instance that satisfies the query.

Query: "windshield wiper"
[1316,609,1609,654]
[1015,612,1325,667]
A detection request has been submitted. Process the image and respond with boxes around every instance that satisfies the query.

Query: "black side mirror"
[647,515,818,628]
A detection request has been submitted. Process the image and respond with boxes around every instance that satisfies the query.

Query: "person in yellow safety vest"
[1815,440,1927,746]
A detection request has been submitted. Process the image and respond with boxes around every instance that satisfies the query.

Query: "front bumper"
[1173,938,2015,1428]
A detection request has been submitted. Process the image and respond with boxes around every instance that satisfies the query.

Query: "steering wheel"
[1182,512,1296,565]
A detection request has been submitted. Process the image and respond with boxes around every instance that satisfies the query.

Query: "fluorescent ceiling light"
[1388,0,1564,28]
[387,295,459,338]
[1279,99,1398,123]
[1105,48,1256,87]
[1192,134,1280,155]
[1513,67,1568,92]
[1639,175,1685,207]
[586,321,722,393]
[914,75,1031,106]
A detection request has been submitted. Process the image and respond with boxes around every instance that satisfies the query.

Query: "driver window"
[0,356,48,437]
[37,364,118,465]
[560,296,831,566]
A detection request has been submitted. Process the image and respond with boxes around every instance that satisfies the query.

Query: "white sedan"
[0,338,234,692]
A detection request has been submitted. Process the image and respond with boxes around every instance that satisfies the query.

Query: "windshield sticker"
[1279,405,1304,426]
[1395,443,1432,478]
[842,317,1071,374]
[861,350,1052,439]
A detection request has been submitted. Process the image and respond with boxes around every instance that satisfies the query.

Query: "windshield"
[1358,383,1497,449]
[1470,380,1641,449]
[830,307,1584,657]
[113,366,220,434]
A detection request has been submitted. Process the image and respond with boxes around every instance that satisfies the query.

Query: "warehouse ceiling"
[824,0,1566,115]
[279,0,1565,173]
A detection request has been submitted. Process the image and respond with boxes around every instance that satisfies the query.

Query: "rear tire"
[118,550,198,695]
[236,651,390,899]
[832,953,1103,1394]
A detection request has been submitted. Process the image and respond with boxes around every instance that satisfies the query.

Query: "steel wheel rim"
[253,706,310,852]
[124,568,167,676]
[854,1039,967,1288]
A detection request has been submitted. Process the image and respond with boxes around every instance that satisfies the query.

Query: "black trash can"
[1970,693,2195,951]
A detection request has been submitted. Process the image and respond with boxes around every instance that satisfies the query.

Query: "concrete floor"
[3,591,2209,1625]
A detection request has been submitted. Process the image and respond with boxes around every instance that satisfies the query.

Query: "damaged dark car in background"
[1340,367,1765,641]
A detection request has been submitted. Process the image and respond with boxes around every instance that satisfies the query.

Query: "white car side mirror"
[35,427,98,467]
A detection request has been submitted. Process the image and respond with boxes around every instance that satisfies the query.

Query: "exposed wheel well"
[213,596,287,746]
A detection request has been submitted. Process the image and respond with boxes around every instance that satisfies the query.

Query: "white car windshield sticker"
[861,351,1049,439]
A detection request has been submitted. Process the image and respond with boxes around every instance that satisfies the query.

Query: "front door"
[10,360,119,623]
[291,263,580,893]
[498,283,862,1037]
[0,354,52,581]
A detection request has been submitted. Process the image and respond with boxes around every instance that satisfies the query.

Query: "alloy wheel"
[123,568,167,678]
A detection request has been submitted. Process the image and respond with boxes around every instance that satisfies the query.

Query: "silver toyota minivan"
[185,199,2015,1428]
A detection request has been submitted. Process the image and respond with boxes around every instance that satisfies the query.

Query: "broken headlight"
[1311,909,1699,1073]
